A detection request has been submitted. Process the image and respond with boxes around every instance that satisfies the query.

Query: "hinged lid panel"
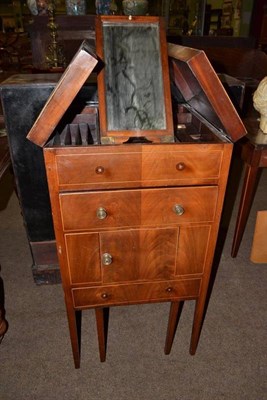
[168,43,247,142]
[27,41,98,147]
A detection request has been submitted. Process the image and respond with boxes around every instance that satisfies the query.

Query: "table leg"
[95,307,109,362]
[164,301,183,355]
[190,297,207,355]
[231,163,260,258]
[66,303,82,369]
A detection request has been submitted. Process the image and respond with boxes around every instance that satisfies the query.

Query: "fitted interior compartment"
[174,105,224,143]
[48,105,100,147]
[48,102,224,147]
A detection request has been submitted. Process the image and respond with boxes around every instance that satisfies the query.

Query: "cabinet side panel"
[43,149,71,289]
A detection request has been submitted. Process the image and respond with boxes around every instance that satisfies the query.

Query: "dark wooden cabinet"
[0,74,98,283]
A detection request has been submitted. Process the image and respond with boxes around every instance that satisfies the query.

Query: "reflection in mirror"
[102,22,167,131]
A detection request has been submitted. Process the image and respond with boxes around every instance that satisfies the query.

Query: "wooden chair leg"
[164,301,183,355]
[95,307,109,362]
[66,305,82,369]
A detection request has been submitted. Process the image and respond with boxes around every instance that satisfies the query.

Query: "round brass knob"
[173,204,185,216]
[102,253,113,266]
[101,293,108,299]
[97,207,107,220]
[176,162,185,171]
[95,166,105,174]
[166,287,173,293]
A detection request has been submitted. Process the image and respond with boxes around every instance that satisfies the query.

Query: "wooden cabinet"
[26,16,246,368]
[41,138,233,367]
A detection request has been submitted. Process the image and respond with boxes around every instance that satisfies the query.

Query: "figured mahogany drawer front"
[60,186,218,232]
[55,150,222,189]
[65,227,179,285]
[72,279,201,308]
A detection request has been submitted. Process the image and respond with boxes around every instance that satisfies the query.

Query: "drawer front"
[72,279,201,308]
[65,226,210,285]
[100,227,178,283]
[60,186,218,231]
[56,150,222,189]
[65,228,178,285]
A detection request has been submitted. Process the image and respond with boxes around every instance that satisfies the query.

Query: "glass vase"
[65,0,86,15]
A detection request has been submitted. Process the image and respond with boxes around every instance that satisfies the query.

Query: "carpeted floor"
[0,167,266,400]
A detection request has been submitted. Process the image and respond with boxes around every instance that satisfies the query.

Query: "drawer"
[60,186,218,231]
[55,149,223,189]
[72,278,201,308]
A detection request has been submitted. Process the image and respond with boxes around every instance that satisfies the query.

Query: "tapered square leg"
[66,305,82,369]
[231,164,260,257]
[190,298,206,355]
[95,307,109,362]
[164,301,184,355]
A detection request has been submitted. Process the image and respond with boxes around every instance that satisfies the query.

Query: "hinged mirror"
[96,16,174,144]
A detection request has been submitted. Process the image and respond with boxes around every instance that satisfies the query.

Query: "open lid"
[168,43,247,142]
[27,41,98,147]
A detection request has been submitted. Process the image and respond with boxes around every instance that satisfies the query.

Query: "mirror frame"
[96,15,174,144]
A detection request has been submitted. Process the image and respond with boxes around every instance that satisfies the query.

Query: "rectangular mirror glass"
[102,22,166,131]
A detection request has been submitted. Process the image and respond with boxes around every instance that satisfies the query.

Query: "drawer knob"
[176,162,185,171]
[97,207,107,220]
[95,166,105,174]
[101,293,108,299]
[166,287,173,293]
[102,253,113,266]
[173,204,185,216]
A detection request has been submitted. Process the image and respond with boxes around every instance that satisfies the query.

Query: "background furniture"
[0,74,98,284]
[1,75,61,284]
[26,15,95,70]
[0,31,32,73]
[0,136,10,180]
[231,118,267,258]
[0,135,10,342]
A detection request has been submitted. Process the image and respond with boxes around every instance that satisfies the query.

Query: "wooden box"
[27,17,246,368]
